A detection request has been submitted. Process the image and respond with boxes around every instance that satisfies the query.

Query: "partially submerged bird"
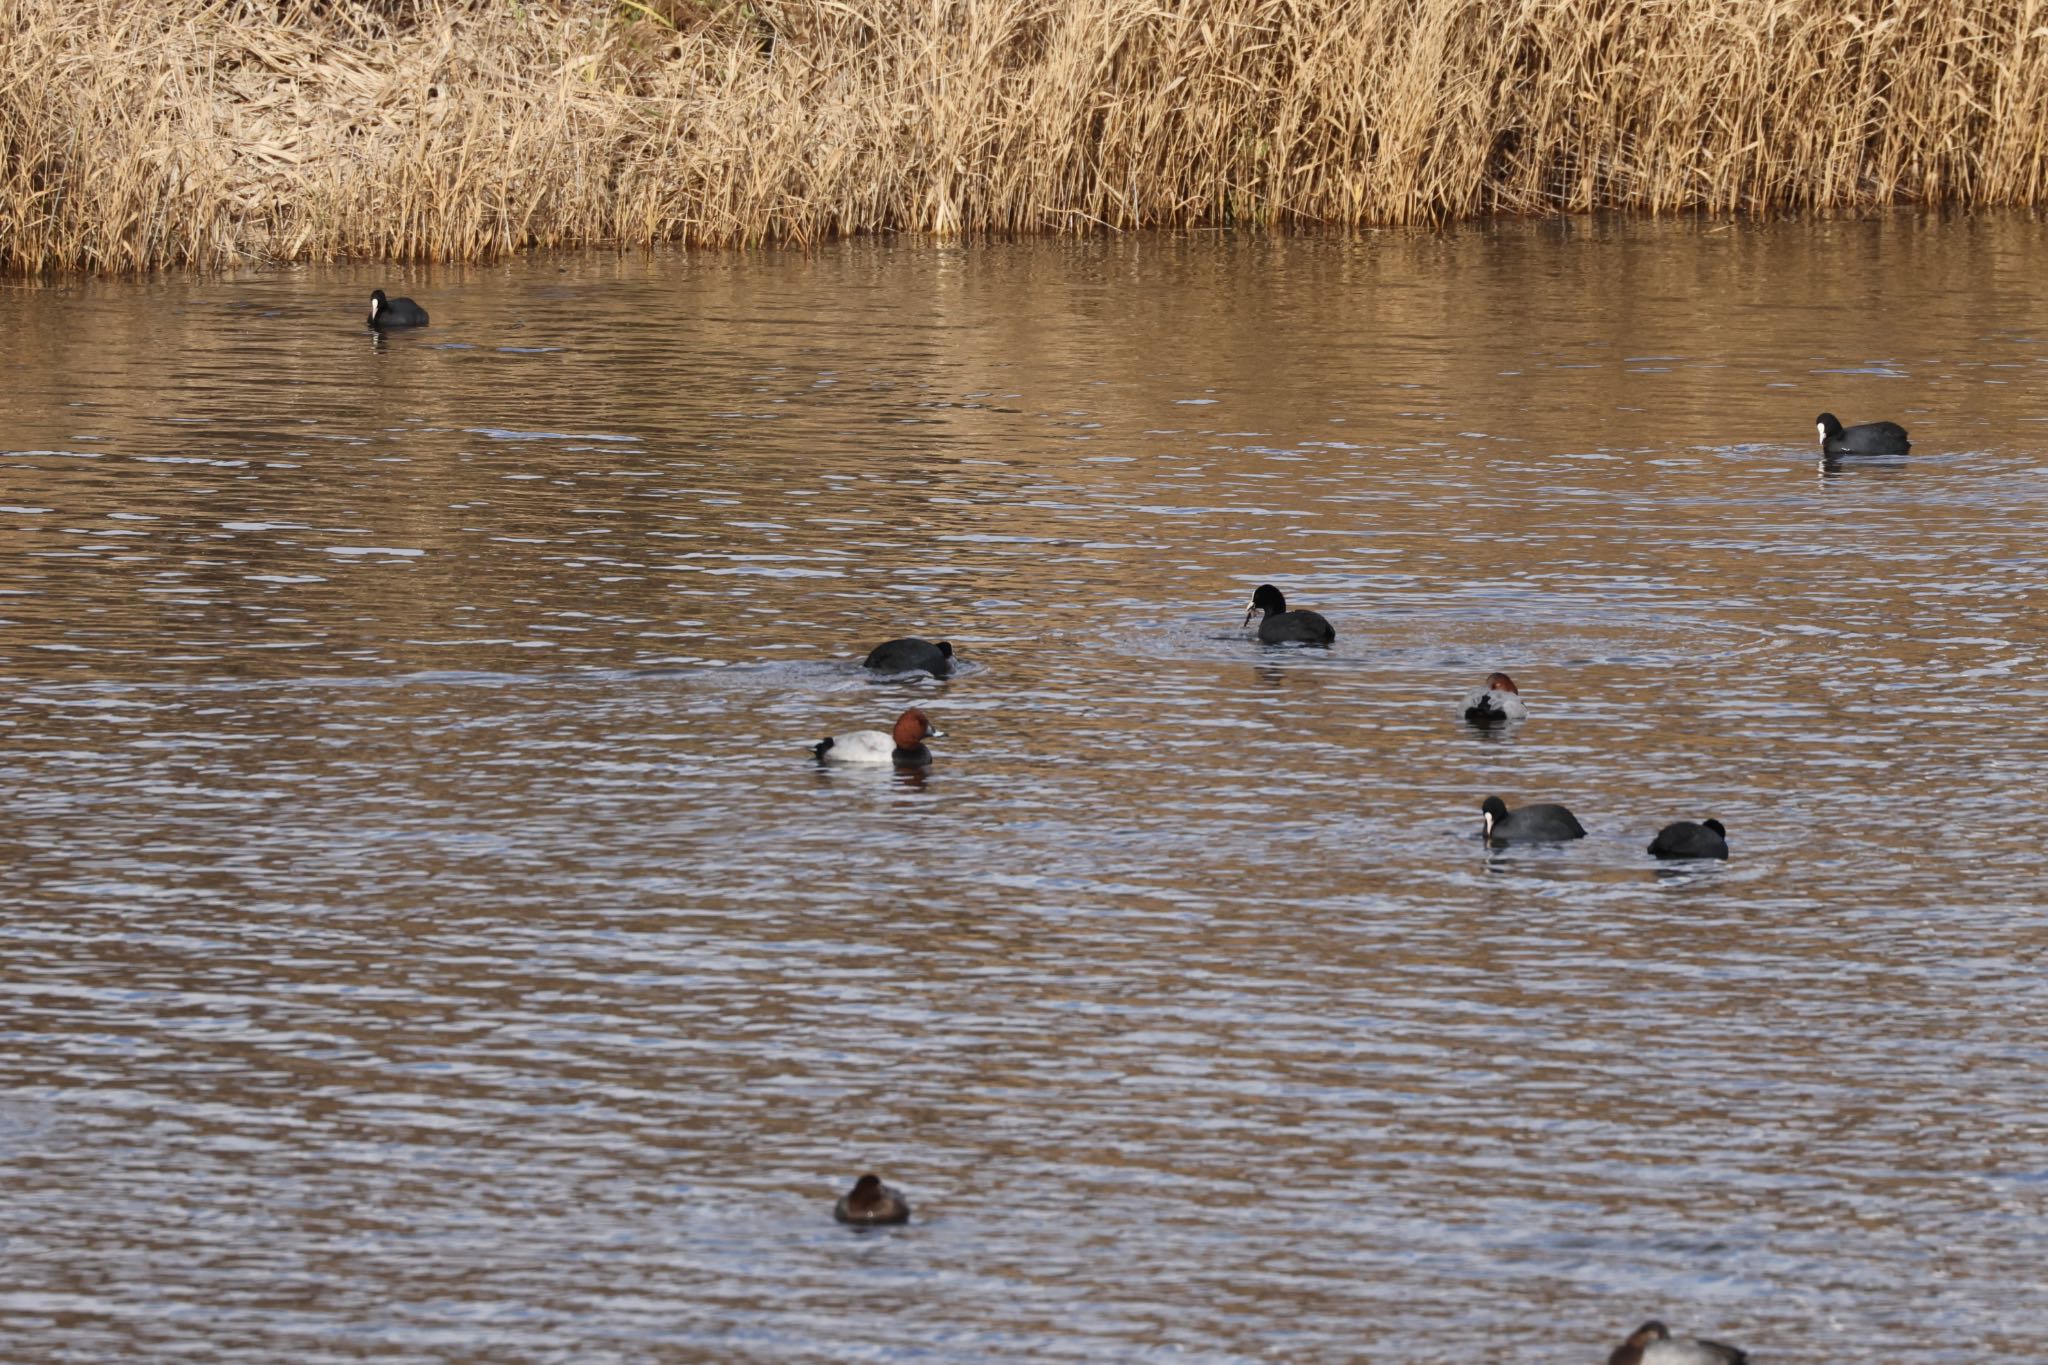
[1607,1319,1750,1365]
[1816,411,1909,455]
[813,707,942,768]
[1648,818,1729,860]
[1243,583,1335,645]
[367,289,430,329]
[1462,671,1529,725]
[862,637,953,678]
[1481,794,1586,843]
[834,1173,911,1226]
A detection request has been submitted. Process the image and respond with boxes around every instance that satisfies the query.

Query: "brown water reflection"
[3,215,2047,1363]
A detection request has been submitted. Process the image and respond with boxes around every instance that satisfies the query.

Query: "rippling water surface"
[4,216,2047,1363]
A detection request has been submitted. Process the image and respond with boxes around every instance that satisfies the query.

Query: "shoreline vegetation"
[4,0,2047,275]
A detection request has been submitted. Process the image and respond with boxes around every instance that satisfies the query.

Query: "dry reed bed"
[4,0,2048,273]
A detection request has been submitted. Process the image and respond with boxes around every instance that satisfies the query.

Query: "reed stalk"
[4,0,2046,273]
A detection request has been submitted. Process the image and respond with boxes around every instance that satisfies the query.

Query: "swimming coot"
[813,708,942,768]
[834,1173,911,1226]
[1462,671,1529,725]
[368,289,430,329]
[1816,412,1908,455]
[1481,795,1586,843]
[1243,583,1335,645]
[862,637,953,678]
[1647,818,1729,859]
[1607,1319,1749,1365]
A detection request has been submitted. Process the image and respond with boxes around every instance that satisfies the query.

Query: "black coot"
[1816,412,1908,455]
[368,289,430,329]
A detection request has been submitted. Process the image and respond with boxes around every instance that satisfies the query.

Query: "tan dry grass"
[4,0,2048,273]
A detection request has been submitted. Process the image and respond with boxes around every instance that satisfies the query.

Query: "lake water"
[2,215,2045,1363]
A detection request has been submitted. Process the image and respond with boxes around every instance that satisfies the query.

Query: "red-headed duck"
[834,1173,910,1226]
[1816,412,1909,455]
[813,707,941,768]
[1462,671,1529,725]
[367,289,429,328]
[1648,818,1729,859]
[1243,583,1335,645]
[1607,1319,1749,1365]
[1481,794,1586,843]
[862,637,953,678]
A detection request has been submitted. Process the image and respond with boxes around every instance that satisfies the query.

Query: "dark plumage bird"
[1243,583,1335,645]
[1481,794,1586,843]
[834,1173,911,1226]
[367,289,429,329]
[1816,412,1909,455]
[862,637,953,678]
[1648,818,1729,860]
[1607,1319,1749,1365]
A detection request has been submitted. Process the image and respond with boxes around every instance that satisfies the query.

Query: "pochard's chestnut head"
[891,707,939,750]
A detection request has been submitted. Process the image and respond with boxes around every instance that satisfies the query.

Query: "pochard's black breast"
[890,743,934,769]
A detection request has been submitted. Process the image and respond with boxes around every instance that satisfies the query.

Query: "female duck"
[1243,583,1335,645]
[813,707,942,768]
[367,289,430,328]
[1462,671,1529,725]
[862,637,953,678]
[1481,795,1585,843]
[1607,1319,1748,1365]
[1648,818,1728,859]
[834,1173,911,1226]
[1816,412,1908,455]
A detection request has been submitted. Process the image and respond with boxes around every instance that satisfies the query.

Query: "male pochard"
[1816,411,1909,455]
[862,637,953,678]
[813,708,942,768]
[1481,795,1586,843]
[1607,1319,1749,1365]
[1243,583,1335,645]
[1462,671,1529,724]
[1648,818,1729,860]
[834,1173,911,1226]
